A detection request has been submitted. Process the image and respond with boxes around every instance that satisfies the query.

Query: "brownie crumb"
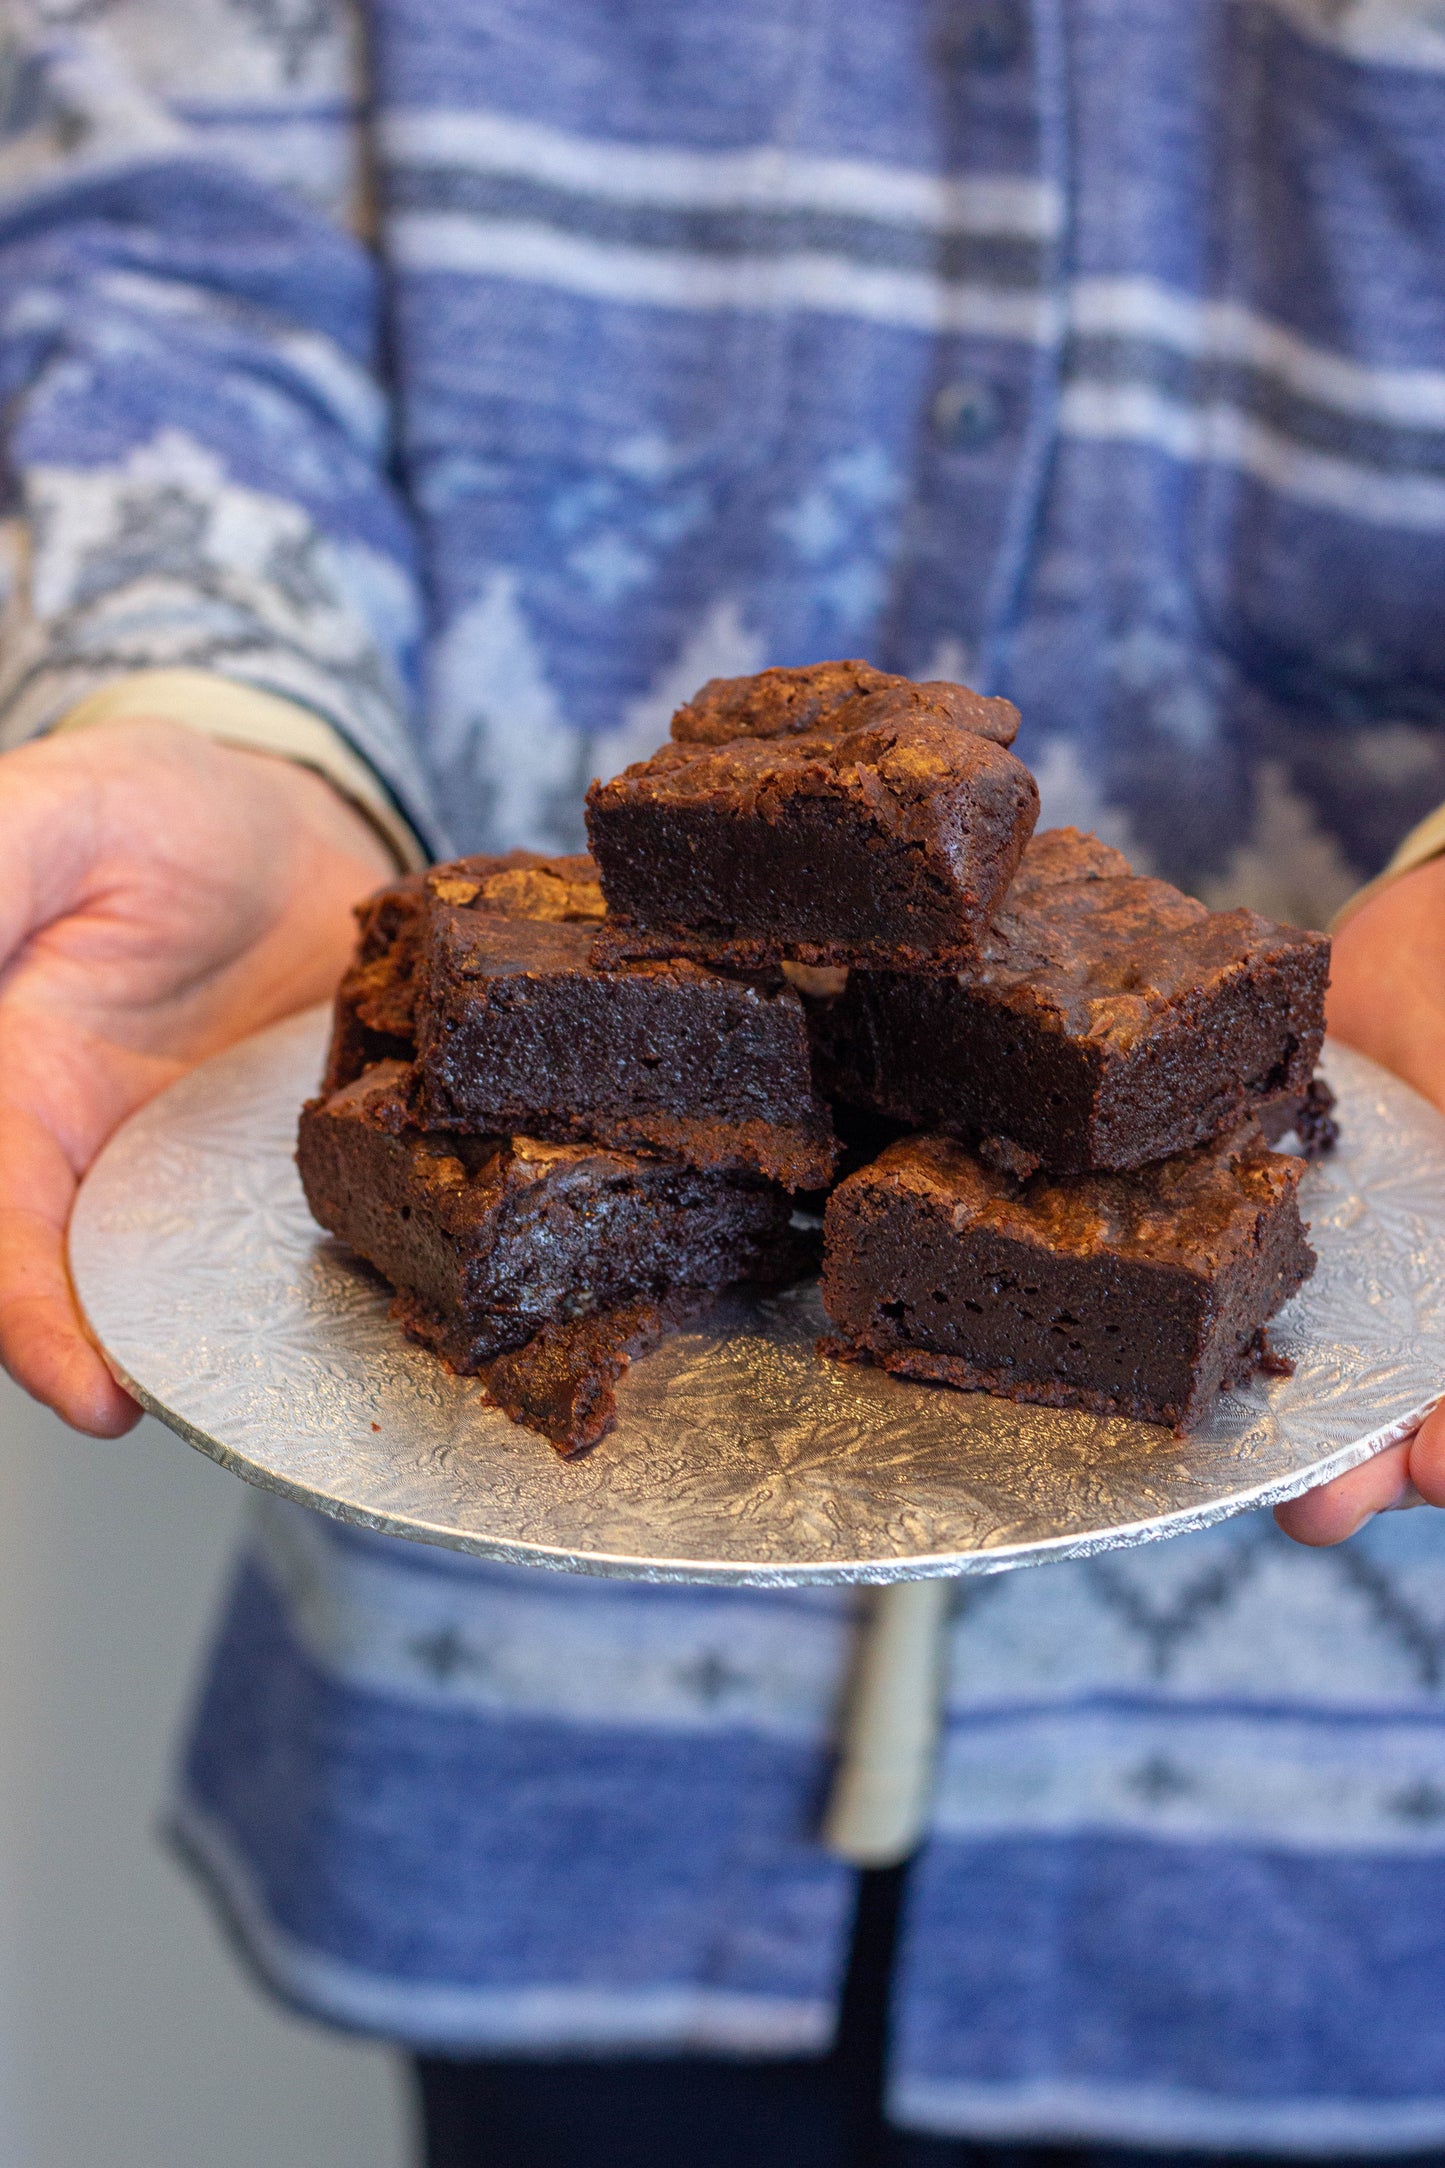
[1266,1077,1339,1161]
[977,1133,1044,1181]
[1253,1324,1297,1379]
[480,1296,698,1455]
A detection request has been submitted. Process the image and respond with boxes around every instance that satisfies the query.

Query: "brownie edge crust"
[820,1126,1314,1429]
[669,659,1020,747]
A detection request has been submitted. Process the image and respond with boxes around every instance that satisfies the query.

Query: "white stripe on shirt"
[931,1701,1445,1853]
[1059,378,1445,529]
[389,210,1060,339]
[891,2072,1445,2157]
[381,107,1064,237]
[249,1494,854,1742]
[1071,276,1445,430]
[1244,0,1445,75]
[174,1795,835,2053]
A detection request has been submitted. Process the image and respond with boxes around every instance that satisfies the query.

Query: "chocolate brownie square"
[809,828,1330,1172]
[820,1123,1314,1428]
[415,890,837,1190]
[323,850,602,1093]
[327,853,837,1187]
[297,1063,801,1446]
[586,677,1039,970]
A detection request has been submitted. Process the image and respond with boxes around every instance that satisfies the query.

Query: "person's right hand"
[1275,851,1445,1544]
[0,716,396,1437]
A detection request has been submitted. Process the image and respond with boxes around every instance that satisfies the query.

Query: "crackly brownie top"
[593,702,1036,847]
[423,851,605,924]
[421,852,610,986]
[432,914,813,1021]
[433,909,654,980]
[669,660,1020,748]
[423,866,816,1015]
[852,1123,1305,1275]
[316,1062,661,1210]
[963,827,1329,1050]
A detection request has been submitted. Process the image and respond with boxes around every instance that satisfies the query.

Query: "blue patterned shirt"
[7,0,1445,2144]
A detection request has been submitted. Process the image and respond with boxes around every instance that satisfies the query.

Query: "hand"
[1275,854,1445,1543]
[0,718,395,1436]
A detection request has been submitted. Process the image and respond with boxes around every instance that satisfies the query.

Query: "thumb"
[0,1084,140,1436]
[1274,1438,1417,1545]
[1402,1398,1445,1508]
[0,734,103,971]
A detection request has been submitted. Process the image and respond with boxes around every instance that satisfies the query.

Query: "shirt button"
[932,378,1003,449]
[938,0,1027,71]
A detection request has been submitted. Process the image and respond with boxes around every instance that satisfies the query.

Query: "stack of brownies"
[299,660,1332,1454]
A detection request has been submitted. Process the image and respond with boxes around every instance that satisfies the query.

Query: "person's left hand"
[0,719,396,1436]
[1275,852,1445,1544]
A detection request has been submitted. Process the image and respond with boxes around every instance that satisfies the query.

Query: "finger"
[1274,1437,1416,1545]
[0,1100,139,1436]
[1403,1397,1445,1505]
[1328,863,1445,1117]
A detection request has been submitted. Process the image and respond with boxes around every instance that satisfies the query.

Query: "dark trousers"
[414,1868,1443,2168]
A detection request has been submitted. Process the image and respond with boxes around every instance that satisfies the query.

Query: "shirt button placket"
[930,0,1023,467]
[937,0,1027,74]
[931,378,1004,452]
[912,0,1057,698]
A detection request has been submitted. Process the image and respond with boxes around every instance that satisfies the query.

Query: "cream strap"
[53,668,428,874]
[823,1578,955,1866]
[1331,797,1445,933]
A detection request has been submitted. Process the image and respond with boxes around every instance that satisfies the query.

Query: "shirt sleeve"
[54,669,430,872]
[0,15,445,854]
[1331,801,1445,931]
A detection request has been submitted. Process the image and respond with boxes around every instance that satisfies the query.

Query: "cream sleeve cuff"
[1332,798,1445,934]
[54,669,429,874]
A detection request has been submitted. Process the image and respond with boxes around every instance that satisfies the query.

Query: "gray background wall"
[0,1373,408,2168]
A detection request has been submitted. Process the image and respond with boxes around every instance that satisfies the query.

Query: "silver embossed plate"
[69,1008,1445,1585]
